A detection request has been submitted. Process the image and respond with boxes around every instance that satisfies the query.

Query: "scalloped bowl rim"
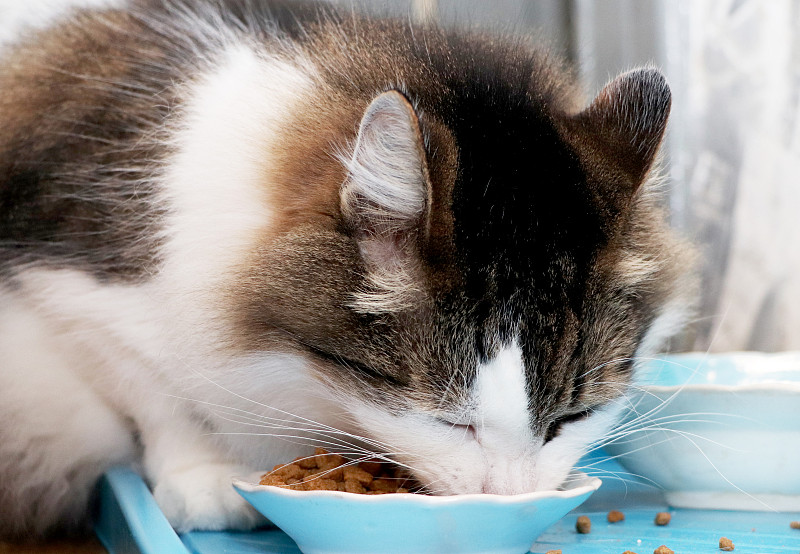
[645,382,800,393]
[639,352,800,391]
[233,471,601,506]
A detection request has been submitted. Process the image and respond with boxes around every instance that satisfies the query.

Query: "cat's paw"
[152,463,265,532]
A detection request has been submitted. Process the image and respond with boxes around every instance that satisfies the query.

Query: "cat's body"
[0,0,692,538]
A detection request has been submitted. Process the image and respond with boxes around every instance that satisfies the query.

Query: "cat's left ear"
[569,67,671,201]
[341,90,431,245]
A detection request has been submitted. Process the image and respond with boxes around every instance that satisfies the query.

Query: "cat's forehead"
[412,81,608,311]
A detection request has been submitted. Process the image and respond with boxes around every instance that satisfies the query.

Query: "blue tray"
[95,454,800,554]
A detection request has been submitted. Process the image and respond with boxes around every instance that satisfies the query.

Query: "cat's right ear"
[340,90,431,246]
[567,68,671,210]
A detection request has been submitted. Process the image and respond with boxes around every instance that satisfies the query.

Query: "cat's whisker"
[571,465,662,491]
[166,364,410,455]
[593,418,749,453]
[208,411,377,455]
[166,388,414,466]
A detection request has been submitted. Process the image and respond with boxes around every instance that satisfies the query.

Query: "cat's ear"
[340,90,431,242]
[571,68,671,197]
[340,90,431,313]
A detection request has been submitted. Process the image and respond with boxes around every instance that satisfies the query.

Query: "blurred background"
[3,0,799,353]
[334,0,800,354]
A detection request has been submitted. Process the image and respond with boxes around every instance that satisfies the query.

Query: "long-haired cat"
[0,0,692,538]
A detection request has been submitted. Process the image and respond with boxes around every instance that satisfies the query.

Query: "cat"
[0,0,693,539]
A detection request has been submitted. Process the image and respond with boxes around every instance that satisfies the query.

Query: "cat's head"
[230,41,690,494]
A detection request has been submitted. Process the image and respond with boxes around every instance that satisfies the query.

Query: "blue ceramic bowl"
[605,353,800,511]
[234,472,600,554]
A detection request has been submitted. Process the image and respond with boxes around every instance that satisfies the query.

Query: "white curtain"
[669,1,800,352]
[561,0,800,352]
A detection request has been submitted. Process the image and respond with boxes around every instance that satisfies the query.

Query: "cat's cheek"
[535,403,624,490]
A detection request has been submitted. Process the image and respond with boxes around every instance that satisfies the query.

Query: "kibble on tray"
[654,512,671,526]
[607,509,625,523]
[575,515,591,534]
[259,448,416,494]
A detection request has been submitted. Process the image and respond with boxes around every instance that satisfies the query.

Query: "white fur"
[0,291,138,534]
[470,342,538,495]
[473,342,531,439]
[159,45,308,293]
[536,402,623,487]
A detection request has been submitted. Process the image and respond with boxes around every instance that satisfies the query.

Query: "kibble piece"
[368,478,399,493]
[315,448,346,469]
[271,463,305,481]
[622,551,639,554]
[654,512,671,526]
[545,550,562,554]
[358,460,383,476]
[293,456,318,470]
[343,465,374,485]
[315,465,344,481]
[654,546,674,554]
[607,510,625,523]
[301,477,339,491]
[719,537,734,551]
[790,521,800,529]
[259,474,288,487]
[575,515,591,534]
[344,479,367,494]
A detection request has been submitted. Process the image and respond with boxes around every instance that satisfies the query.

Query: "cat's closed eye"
[436,418,478,439]
[544,409,593,443]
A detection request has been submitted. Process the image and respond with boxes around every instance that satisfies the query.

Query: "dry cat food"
[575,515,591,534]
[544,550,562,554]
[654,512,671,526]
[719,537,734,551]
[790,521,800,529]
[607,509,625,523]
[653,546,674,554]
[259,448,415,494]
